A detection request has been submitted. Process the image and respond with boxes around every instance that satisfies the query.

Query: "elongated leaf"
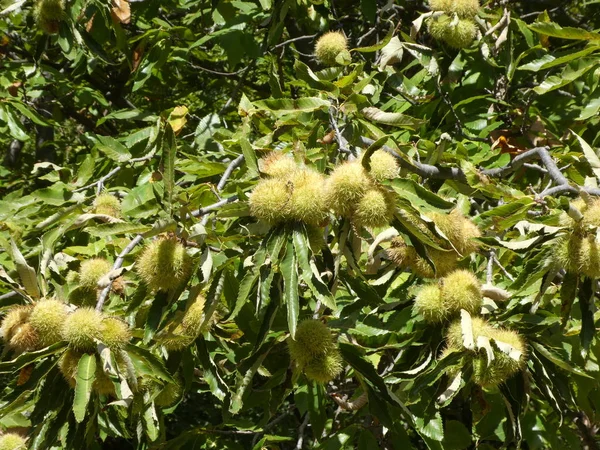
[390,178,455,210]
[528,22,600,41]
[0,342,66,373]
[294,60,337,91]
[125,343,175,383]
[163,125,176,216]
[84,222,151,237]
[571,129,600,180]
[533,59,598,95]
[93,135,131,162]
[519,46,599,71]
[73,353,96,423]
[531,342,593,378]
[11,239,40,299]
[196,339,227,401]
[578,277,595,357]
[230,268,259,320]
[240,137,259,177]
[142,402,160,441]
[229,351,267,414]
[560,271,578,326]
[252,97,331,116]
[292,228,335,311]
[281,238,299,339]
[362,107,425,129]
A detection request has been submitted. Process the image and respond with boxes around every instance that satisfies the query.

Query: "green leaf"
[519,46,600,71]
[240,137,259,177]
[281,237,299,339]
[0,342,67,373]
[252,97,331,116]
[163,124,176,216]
[560,271,578,326]
[125,343,175,383]
[229,351,267,414]
[571,129,600,180]
[442,420,472,449]
[353,26,394,52]
[73,353,96,423]
[578,278,595,357]
[11,238,40,299]
[533,59,598,95]
[196,339,227,401]
[307,382,327,438]
[362,107,425,130]
[7,100,51,126]
[293,60,337,92]
[292,227,336,311]
[84,222,151,237]
[531,342,593,378]
[390,178,455,211]
[93,135,132,162]
[230,269,259,320]
[528,22,600,40]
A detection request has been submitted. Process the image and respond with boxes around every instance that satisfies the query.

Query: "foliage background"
[2,0,600,449]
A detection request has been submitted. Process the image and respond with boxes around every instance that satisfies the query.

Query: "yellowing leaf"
[168,105,188,134]
[111,0,131,24]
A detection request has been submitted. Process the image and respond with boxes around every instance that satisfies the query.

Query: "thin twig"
[188,63,249,77]
[191,195,239,218]
[74,152,155,193]
[270,34,317,51]
[359,136,600,198]
[492,254,515,282]
[201,155,245,226]
[95,234,144,311]
[523,163,548,173]
[251,408,294,447]
[0,291,19,301]
[329,107,352,156]
[295,415,310,450]
[486,251,494,285]
[216,155,245,191]
[484,8,509,37]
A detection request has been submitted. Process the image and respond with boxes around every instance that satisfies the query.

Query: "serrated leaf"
[196,339,227,401]
[531,342,593,378]
[0,342,67,373]
[142,401,160,441]
[84,222,151,237]
[281,237,299,339]
[163,124,176,216]
[519,46,599,71]
[292,227,336,311]
[125,343,175,383]
[362,107,425,129]
[533,59,597,95]
[73,353,96,423]
[528,22,600,40]
[378,36,403,68]
[571,129,600,180]
[252,97,331,116]
[240,137,259,177]
[93,135,132,162]
[11,239,40,299]
[293,60,337,91]
[578,277,595,357]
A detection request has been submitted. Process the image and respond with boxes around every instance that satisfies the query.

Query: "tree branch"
[74,152,155,193]
[294,414,310,450]
[359,137,600,198]
[191,195,239,218]
[359,136,467,181]
[95,234,144,311]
